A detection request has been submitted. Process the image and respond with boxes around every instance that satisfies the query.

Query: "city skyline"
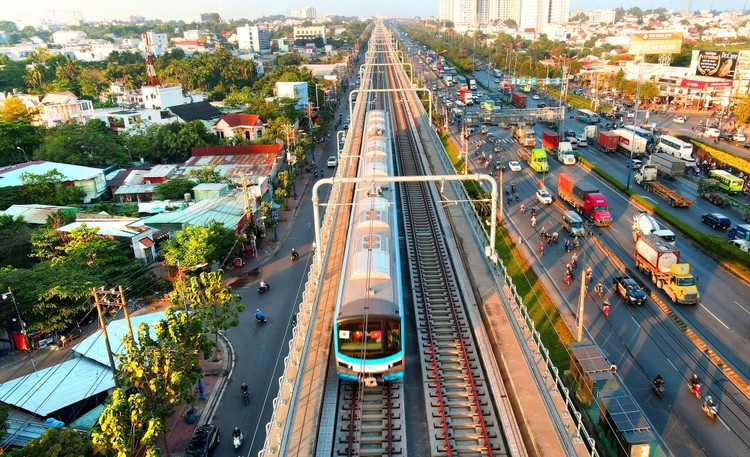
[0,0,742,26]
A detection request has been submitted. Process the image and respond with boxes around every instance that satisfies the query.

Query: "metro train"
[333,109,405,384]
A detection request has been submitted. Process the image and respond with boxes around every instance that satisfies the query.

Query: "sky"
[0,1,741,26]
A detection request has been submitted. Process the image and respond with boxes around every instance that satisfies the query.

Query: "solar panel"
[572,343,611,373]
[604,396,650,432]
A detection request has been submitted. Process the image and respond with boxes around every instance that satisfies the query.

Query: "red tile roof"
[215,113,264,128]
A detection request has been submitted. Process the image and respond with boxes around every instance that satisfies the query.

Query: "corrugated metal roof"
[137,195,244,230]
[0,358,114,417]
[0,204,77,225]
[113,184,156,195]
[1,414,53,448]
[58,218,143,239]
[0,161,104,188]
[143,164,178,178]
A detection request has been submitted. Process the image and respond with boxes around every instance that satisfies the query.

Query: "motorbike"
[242,390,250,406]
[233,428,244,449]
[256,311,268,324]
[258,282,270,294]
[688,382,702,399]
[291,250,300,262]
[652,381,665,399]
[703,402,718,421]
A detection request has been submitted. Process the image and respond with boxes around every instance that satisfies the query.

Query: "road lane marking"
[699,303,730,329]
[667,359,678,372]
[734,300,750,316]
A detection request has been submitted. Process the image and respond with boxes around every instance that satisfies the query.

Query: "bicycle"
[243,390,250,406]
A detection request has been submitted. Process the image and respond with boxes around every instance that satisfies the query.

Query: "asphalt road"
[425,63,750,455]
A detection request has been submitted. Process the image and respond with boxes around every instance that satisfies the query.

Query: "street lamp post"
[624,57,658,191]
[16,146,29,162]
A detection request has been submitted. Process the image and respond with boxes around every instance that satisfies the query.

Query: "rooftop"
[0,161,104,188]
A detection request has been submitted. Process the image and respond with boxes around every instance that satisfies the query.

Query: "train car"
[333,109,405,384]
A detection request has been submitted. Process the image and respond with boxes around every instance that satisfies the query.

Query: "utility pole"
[2,288,36,373]
[93,287,121,385]
[576,226,589,342]
[553,54,574,136]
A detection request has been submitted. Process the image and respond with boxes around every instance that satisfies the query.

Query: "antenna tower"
[143,32,160,86]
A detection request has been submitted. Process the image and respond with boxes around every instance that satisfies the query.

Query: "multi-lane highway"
[415,56,750,455]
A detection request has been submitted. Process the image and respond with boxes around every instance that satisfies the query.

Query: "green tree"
[92,308,213,457]
[186,164,231,183]
[20,170,87,206]
[639,81,660,102]
[0,60,29,93]
[53,224,140,277]
[0,120,42,166]
[35,119,129,166]
[180,270,244,346]
[154,178,196,200]
[163,222,239,268]
[0,403,7,443]
[7,427,92,457]
[0,214,33,268]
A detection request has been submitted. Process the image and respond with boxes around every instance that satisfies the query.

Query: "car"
[719,131,734,141]
[493,160,504,171]
[744,143,750,149]
[701,212,731,230]
[612,276,647,306]
[733,133,747,142]
[479,126,488,134]
[532,94,540,100]
[627,159,643,170]
[577,135,588,147]
[568,138,579,149]
[326,155,338,167]
[184,424,220,457]
[704,127,721,138]
[508,160,522,172]
[494,78,500,83]
[535,188,553,205]
[538,102,547,108]
[563,130,576,139]
[486,133,497,143]
[673,116,686,123]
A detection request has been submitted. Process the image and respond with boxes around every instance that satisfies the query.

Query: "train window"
[362,235,382,250]
[363,208,384,223]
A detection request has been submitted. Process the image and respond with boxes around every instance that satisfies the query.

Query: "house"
[167,101,223,123]
[135,193,248,233]
[184,144,284,188]
[57,217,158,264]
[107,164,178,202]
[0,161,106,203]
[16,91,94,127]
[0,312,165,430]
[140,84,206,110]
[213,113,266,141]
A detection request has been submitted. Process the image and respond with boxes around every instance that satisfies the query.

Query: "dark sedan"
[613,276,647,306]
[185,424,220,457]
[701,212,731,230]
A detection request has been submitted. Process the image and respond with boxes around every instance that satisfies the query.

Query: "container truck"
[443,74,453,86]
[728,224,750,241]
[511,92,527,108]
[583,125,598,139]
[649,154,686,178]
[460,89,474,105]
[634,234,700,304]
[514,124,536,147]
[698,179,750,221]
[542,132,559,152]
[611,128,647,156]
[631,212,676,245]
[557,173,612,226]
[634,165,694,207]
[596,131,619,153]
[517,148,549,172]
[542,132,573,164]
[467,76,477,91]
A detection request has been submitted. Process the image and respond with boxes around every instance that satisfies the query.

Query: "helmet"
[604,300,610,305]
[256,309,260,312]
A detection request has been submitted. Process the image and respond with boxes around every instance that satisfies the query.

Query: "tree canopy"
[153,178,196,201]
[163,222,240,268]
[35,120,129,166]
[20,170,87,206]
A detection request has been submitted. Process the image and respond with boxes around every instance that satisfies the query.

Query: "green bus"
[529,149,549,173]
[708,169,744,194]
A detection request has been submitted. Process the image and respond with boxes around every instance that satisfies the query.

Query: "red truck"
[459,89,474,105]
[596,131,618,153]
[511,92,527,108]
[557,173,612,226]
[542,132,559,152]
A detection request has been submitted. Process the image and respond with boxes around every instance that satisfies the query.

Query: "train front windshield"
[337,318,401,359]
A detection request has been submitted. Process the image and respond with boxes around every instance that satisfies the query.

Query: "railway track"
[334,382,404,456]
[388,46,507,456]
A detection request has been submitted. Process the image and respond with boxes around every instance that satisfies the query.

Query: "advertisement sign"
[695,51,738,80]
[680,79,733,89]
[629,31,683,55]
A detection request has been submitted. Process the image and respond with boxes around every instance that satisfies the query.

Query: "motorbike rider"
[653,374,664,391]
[585,267,593,282]
[704,394,715,410]
[291,248,299,260]
[565,239,571,252]
[241,382,248,396]
[689,373,702,395]
[602,300,611,317]
[255,309,266,322]
[564,271,572,285]
[260,279,269,291]
[233,427,242,438]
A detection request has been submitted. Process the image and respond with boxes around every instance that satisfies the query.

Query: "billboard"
[695,51,739,80]
[628,31,683,55]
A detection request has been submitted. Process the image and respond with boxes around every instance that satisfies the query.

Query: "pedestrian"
[531,215,536,228]
[520,203,526,213]
[552,232,559,244]
[515,193,519,203]
[602,300,611,318]
[540,226,546,238]
[60,334,66,348]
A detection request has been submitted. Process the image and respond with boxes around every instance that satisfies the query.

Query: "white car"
[326,155,338,167]
[535,189,553,205]
[733,133,747,142]
[508,160,522,172]
[577,135,588,147]
[568,138,579,149]
[673,116,686,123]
[532,94,540,100]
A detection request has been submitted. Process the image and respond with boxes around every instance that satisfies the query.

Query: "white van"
[562,211,586,237]
[704,128,721,138]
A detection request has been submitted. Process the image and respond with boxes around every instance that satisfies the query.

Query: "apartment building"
[290,7,317,19]
[440,0,568,30]
[237,25,271,53]
[294,26,327,45]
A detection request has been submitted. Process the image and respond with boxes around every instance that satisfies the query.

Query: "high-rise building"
[290,7,317,19]
[237,25,270,53]
[518,0,569,30]
[439,0,568,29]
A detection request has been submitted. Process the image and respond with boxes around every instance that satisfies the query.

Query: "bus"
[709,170,744,194]
[622,125,655,145]
[578,109,600,124]
[656,135,693,161]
